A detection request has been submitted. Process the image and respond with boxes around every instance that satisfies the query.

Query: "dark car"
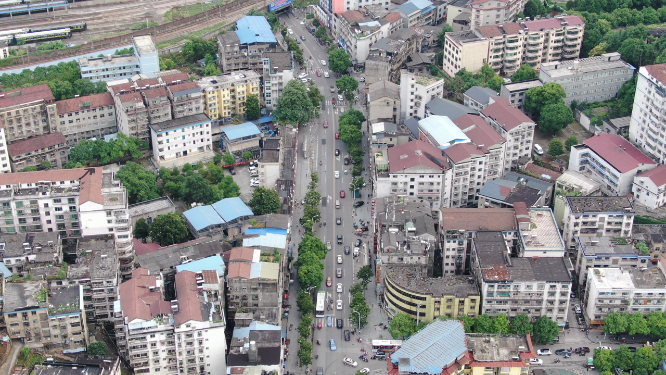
[336,217,342,225]
[337,234,343,244]
[337,318,343,328]
[354,200,364,208]
[344,246,351,255]
[355,239,362,247]
[229,168,236,175]
[344,157,350,165]
[555,349,571,356]
[335,149,340,156]
[628,347,637,352]
[344,330,351,341]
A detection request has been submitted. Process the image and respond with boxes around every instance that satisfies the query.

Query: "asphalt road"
[281,10,385,375]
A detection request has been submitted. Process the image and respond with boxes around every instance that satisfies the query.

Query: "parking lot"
[229,164,256,202]
[532,121,593,162]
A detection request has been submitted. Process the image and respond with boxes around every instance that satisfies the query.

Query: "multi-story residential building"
[477,177,544,208]
[425,97,479,121]
[257,137,280,189]
[220,121,261,156]
[391,320,470,375]
[480,97,535,173]
[469,0,528,29]
[336,10,390,64]
[368,80,401,124]
[443,15,585,77]
[323,0,390,14]
[375,140,452,210]
[446,0,472,31]
[78,36,158,82]
[1,232,62,275]
[629,64,666,164]
[55,93,117,147]
[471,231,572,325]
[370,122,411,152]
[515,203,566,258]
[439,208,518,275]
[368,29,419,82]
[109,88,150,142]
[466,333,536,375]
[561,196,635,251]
[227,260,279,316]
[143,87,173,125]
[227,321,283,373]
[399,70,445,122]
[633,165,666,209]
[167,81,203,119]
[262,52,295,111]
[0,84,57,144]
[391,0,437,28]
[150,113,214,167]
[539,53,635,105]
[33,356,121,375]
[182,197,254,238]
[569,133,657,196]
[499,79,543,113]
[553,170,602,227]
[384,265,480,322]
[217,16,278,73]
[135,239,227,275]
[0,122,9,173]
[584,265,666,327]
[4,281,87,351]
[198,71,262,124]
[418,115,471,149]
[8,132,68,170]
[463,86,498,110]
[115,268,226,375]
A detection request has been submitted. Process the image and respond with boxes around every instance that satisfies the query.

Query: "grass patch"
[131,20,160,31]
[17,347,43,369]
[294,0,319,7]
[164,2,220,22]
[156,21,229,49]
[635,216,666,225]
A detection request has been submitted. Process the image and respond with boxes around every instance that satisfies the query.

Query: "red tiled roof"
[481,264,509,281]
[8,132,66,156]
[0,167,104,204]
[201,270,219,284]
[476,23,523,38]
[109,82,137,95]
[440,208,517,230]
[645,63,666,86]
[169,81,200,95]
[342,10,364,24]
[142,87,169,99]
[523,17,562,31]
[561,15,585,26]
[471,0,507,4]
[161,72,191,85]
[637,164,666,187]
[228,262,251,279]
[444,143,485,163]
[0,84,55,109]
[227,247,256,262]
[513,202,530,223]
[174,271,204,326]
[387,140,450,173]
[119,92,145,104]
[384,12,402,23]
[132,239,161,255]
[481,97,534,131]
[119,268,171,323]
[56,92,114,114]
[135,78,162,89]
[584,133,655,173]
[453,114,505,152]
[524,162,562,181]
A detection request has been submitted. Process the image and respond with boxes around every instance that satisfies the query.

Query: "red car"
[340,190,345,198]
[323,120,328,128]
[326,277,332,286]
[335,132,339,139]
[317,70,322,77]
[317,320,323,329]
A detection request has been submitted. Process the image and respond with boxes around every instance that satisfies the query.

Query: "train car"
[0,0,67,16]
[0,0,22,7]
[0,28,27,37]
[30,22,86,33]
[14,28,70,43]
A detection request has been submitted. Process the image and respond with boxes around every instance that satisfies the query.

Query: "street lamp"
[353,310,362,329]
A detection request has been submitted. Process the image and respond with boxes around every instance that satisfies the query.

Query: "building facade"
[633,165,666,209]
[198,71,262,124]
[217,16,278,73]
[629,64,666,164]
[0,125,9,173]
[150,113,213,167]
[262,52,295,111]
[0,84,57,144]
[55,93,117,147]
[8,132,68,170]
[167,81,203,119]
[78,36,158,82]
[368,80,401,124]
[499,79,543,113]
[469,0,529,29]
[399,70,445,122]
[561,196,635,251]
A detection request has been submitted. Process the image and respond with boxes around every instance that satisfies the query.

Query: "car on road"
[574,304,582,314]
[301,78,308,83]
[250,181,259,188]
[571,292,576,298]
[338,94,344,101]
[360,76,365,82]
[337,300,343,310]
[327,315,332,327]
[317,367,323,375]
[326,277,332,287]
[323,120,328,128]
[336,217,342,225]
[343,357,357,367]
[248,160,258,167]
[324,71,329,78]
[354,200,364,208]
[327,241,332,250]
[288,28,293,34]
[298,72,308,79]
[344,246,351,255]
[296,39,301,44]
[340,190,345,198]
[337,283,343,293]
[337,268,342,277]
[354,239,362,247]
[335,132,339,139]
[574,347,591,354]
[330,85,335,92]
[628,347,637,352]
[300,35,306,40]
[555,349,571,356]
[329,339,336,351]
[537,349,552,356]
[229,168,236,175]
[317,320,322,329]
[337,318,343,328]
[344,157,350,165]
[344,330,351,341]
[360,369,370,374]
[337,234,343,244]
[335,171,340,179]
[335,149,340,156]
[317,70,322,77]
[598,346,612,351]
[321,60,327,66]
[529,359,543,366]
[337,255,342,264]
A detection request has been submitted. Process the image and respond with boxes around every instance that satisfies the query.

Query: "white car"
[338,94,344,101]
[337,283,343,293]
[321,60,327,66]
[298,72,308,79]
[343,357,358,367]
[251,178,260,184]
[359,369,370,374]
[335,171,340,179]
[536,349,552,356]
[336,300,343,310]
[301,78,308,83]
[337,255,342,264]
[529,359,543,366]
[324,71,329,78]
[598,346,612,351]
[288,28,293,34]
[250,182,259,188]
[574,304,582,314]
[360,76,365,82]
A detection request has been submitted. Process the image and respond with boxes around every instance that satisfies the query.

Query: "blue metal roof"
[246,228,288,236]
[223,122,261,140]
[250,263,262,279]
[421,5,435,13]
[176,255,225,275]
[478,179,517,201]
[232,321,282,338]
[243,233,287,249]
[0,262,12,278]
[418,115,470,149]
[253,115,274,124]
[395,2,419,15]
[183,205,225,231]
[212,197,254,222]
[411,0,433,9]
[235,16,277,44]
[391,320,467,374]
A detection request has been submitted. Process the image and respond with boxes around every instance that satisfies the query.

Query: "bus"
[315,290,325,318]
[371,340,403,353]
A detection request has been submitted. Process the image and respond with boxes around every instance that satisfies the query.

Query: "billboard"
[269,0,292,12]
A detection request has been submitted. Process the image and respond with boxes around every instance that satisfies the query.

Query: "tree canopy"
[446,65,502,101]
[248,187,281,215]
[336,75,359,102]
[160,162,240,203]
[274,80,315,126]
[511,64,538,83]
[532,316,559,343]
[524,82,567,117]
[65,133,146,168]
[149,213,189,246]
[388,313,418,339]
[245,94,260,120]
[539,103,574,133]
[182,38,217,63]
[328,49,353,74]
[116,162,161,204]
[548,138,565,157]
[133,218,151,243]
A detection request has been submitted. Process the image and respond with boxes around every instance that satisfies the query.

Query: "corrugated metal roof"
[249,262,279,280]
[176,254,225,275]
[235,16,277,44]
[222,122,261,140]
[212,197,254,222]
[418,115,470,148]
[246,228,288,236]
[243,233,287,249]
[183,205,225,231]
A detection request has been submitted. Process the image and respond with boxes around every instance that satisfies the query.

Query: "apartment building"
[439,208,518,275]
[368,29,419,82]
[480,97,535,173]
[55,93,117,147]
[391,0,437,28]
[466,334,536,375]
[1,232,62,275]
[399,70,445,122]
[323,0,387,14]
[115,268,226,375]
[442,30,490,77]
[418,115,470,149]
[633,165,666,209]
[515,204,565,258]
[368,80,401,124]
[569,133,657,196]
[226,321,282,373]
[0,123,9,173]
[262,52,295,111]
[470,0,528,29]
[561,196,634,251]
[463,86,498,110]
[499,79,543,113]
[217,16,278,73]
[78,36,158,82]
[150,113,213,167]
[584,266,666,327]
[336,10,390,64]
[257,137,280,189]
[143,87,173,125]
[4,281,87,351]
[553,170,602,227]
[629,64,666,164]
[8,132,68,170]
[0,84,57,144]
[384,265,480,322]
[167,81,203,119]
[227,260,279,316]
[370,122,411,152]
[575,236,650,290]
[198,71,262,123]
[220,121,261,155]
[539,52,635,105]
[33,356,121,375]
[109,88,150,142]
[471,231,572,326]
[375,140,452,210]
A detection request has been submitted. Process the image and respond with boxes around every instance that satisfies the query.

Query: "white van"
[533,144,544,155]
[335,200,340,209]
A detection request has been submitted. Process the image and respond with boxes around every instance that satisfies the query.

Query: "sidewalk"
[0,339,22,375]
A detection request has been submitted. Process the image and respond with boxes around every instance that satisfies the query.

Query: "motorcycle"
[317,339,321,345]
[315,355,319,359]
[362,358,369,362]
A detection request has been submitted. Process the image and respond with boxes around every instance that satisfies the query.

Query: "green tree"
[182,37,217,62]
[613,345,635,371]
[315,26,327,40]
[647,312,666,338]
[149,213,189,246]
[298,235,327,260]
[298,342,312,366]
[116,162,160,204]
[437,24,454,47]
[307,82,324,116]
[329,49,353,74]
[628,312,650,335]
[457,315,476,332]
[274,80,315,126]
[388,313,417,339]
[548,138,565,158]
[223,152,235,166]
[539,103,574,133]
[594,348,615,372]
[604,312,629,334]
[216,175,240,198]
[565,135,579,151]
[511,64,538,83]
[298,315,313,338]
[634,346,659,373]
[589,42,609,57]
[203,60,221,76]
[511,314,533,334]
[248,187,281,215]
[21,166,38,172]
[524,82,566,117]
[357,265,373,287]
[532,316,559,343]
[159,58,176,71]
[245,94,260,120]
[243,151,253,161]
[339,124,363,147]
[133,218,151,242]
[182,175,216,204]
[87,342,108,355]
[213,154,222,165]
[474,314,495,333]
[296,290,315,315]
[298,263,325,290]
[493,314,511,334]
[336,75,359,101]
[618,38,654,68]
[523,0,546,18]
